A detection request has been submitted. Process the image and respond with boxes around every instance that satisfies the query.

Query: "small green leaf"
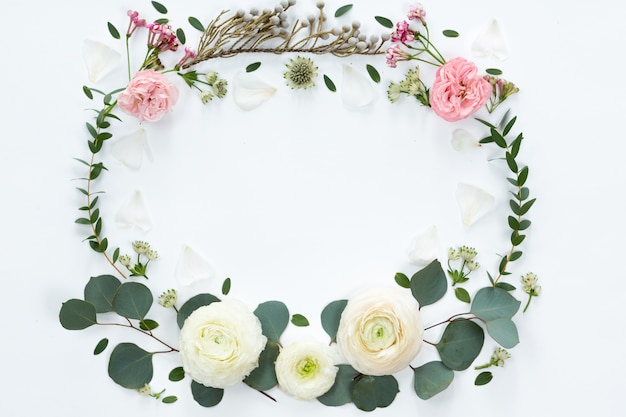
[509,251,523,262]
[291,314,309,327]
[221,277,231,295]
[394,272,410,288]
[75,218,91,225]
[442,29,459,38]
[455,287,471,303]
[495,282,516,291]
[334,4,353,17]
[436,319,484,371]
[152,1,168,14]
[366,64,381,83]
[519,198,536,216]
[108,343,153,389]
[254,301,290,344]
[321,299,348,342]
[475,371,493,386]
[506,152,518,173]
[491,128,507,148]
[154,18,169,25]
[352,375,399,411]
[162,396,178,404]
[139,319,159,331]
[410,260,447,307]
[511,233,526,246]
[244,340,279,391]
[188,16,205,32]
[323,74,336,92]
[94,338,109,355]
[169,366,185,382]
[374,16,393,28]
[246,62,261,72]
[413,361,454,399]
[83,86,93,100]
[107,22,120,39]
[59,299,97,330]
[112,282,153,320]
[503,115,517,136]
[191,381,224,407]
[518,166,529,186]
[486,68,503,75]
[318,365,359,406]
[176,28,186,44]
[519,219,532,230]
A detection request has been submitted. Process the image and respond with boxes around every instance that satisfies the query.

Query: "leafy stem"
[100,318,179,352]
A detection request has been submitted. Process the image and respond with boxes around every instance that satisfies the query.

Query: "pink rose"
[118,69,179,122]
[429,57,491,122]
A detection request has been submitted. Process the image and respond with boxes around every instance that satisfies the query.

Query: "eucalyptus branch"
[99,318,179,352]
[424,312,479,331]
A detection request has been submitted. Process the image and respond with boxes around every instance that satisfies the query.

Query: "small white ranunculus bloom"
[179,300,267,389]
[275,340,339,400]
[337,287,423,376]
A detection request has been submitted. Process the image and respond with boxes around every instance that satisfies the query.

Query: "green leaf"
[470,287,521,322]
[83,86,94,100]
[334,4,353,17]
[495,282,516,291]
[221,277,231,295]
[59,299,97,330]
[112,247,120,263]
[188,16,205,32]
[506,152,518,173]
[454,287,471,303]
[476,118,496,129]
[291,314,310,327]
[486,318,520,348]
[509,251,523,262]
[518,166,529,186]
[394,272,410,288]
[502,115,517,136]
[508,216,520,230]
[519,198,536,216]
[318,365,359,406]
[436,319,484,371]
[75,218,91,225]
[94,338,109,355]
[518,219,532,230]
[84,274,122,313]
[154,18,169,24]
[162,396,178,403]
[410,260,447,307]
[374,16,393,28]
[86,122,98,139]
[152,1,168,14]
[352,375,399,411]
[176,28,186,44]
[169,366,185,382]
[254,301,289,343]
[139,319,159,331]
[413,361,454,400]
[177,293,220,328]
[244,339,279,391]
[112,282,153,320]
[321,299,348,342]
[511,233,526,246]
[108,343,153,389]
[323,74,336,92]
[107,22,120,39]
[510,199,521,215]
[486,68,502,76]
[191,381,224,407]
[366,64,381,83]
[442,29,459,38]
[475,371,493,386]
[246,62,261,72]
[491,127,507,148]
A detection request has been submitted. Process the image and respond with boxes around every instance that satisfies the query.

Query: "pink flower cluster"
[118,69,179,122]
[391,21,415,44]
[386,44,410,68]
[126,10,179,52]
[407,4,427,25]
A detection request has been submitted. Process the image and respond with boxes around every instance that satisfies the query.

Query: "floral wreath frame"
[60,0,540,411]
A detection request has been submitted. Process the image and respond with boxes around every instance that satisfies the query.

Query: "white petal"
[451,129,481,151]
[456,183,495,226]
[341,65,374,108]
[111,128,152,169]
[175,245,216,286]
[233,72,277,110]
[115,190,152,231]
[82,39,121,83]
[471,19,508,60]
[406,225,439,265]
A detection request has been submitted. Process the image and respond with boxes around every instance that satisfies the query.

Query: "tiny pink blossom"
[176,47,197,68]
[126,10,146,36]
[391,21,415,44]
[385,44,410,68]
[118,70,179,122]
[408,4,427,25]
[429,57,492,122]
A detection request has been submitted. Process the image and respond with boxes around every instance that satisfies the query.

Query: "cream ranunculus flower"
[336,287,424,376]
[275,340,339,400]
[179,300,267,389]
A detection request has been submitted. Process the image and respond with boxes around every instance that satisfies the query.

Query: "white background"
[1,0,623,416]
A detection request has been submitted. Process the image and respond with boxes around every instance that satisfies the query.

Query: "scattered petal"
[472,19,508,60]
[456,183,495,226]
[82,39,121,83]
[175,245,216,286]
[341,65,374,108]
[233,72,277,110]
[111,128,152,169]
[115,190,152,231]
[451,129,480,151]
[406,225,439,265]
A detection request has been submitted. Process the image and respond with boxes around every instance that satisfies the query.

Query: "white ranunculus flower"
[275,340,339,401]
[179,300,267,389]
[336,287,424,376]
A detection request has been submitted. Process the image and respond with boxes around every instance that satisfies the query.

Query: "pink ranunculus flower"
[118,69,179,122]
[429,57,492,122]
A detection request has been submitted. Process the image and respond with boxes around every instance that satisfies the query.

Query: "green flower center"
[296,357,318,378]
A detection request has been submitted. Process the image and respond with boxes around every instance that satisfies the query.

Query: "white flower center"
[361,314,397,351]
[296,357,319,378]
[197,324,238,361]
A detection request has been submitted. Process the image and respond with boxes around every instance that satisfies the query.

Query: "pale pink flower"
[176,47,197,69]
[126,10,146,36]
[385,44,410,68]
[391,21,415,44]
[408,4,427,25]
[147,22,179,52]
[118,70,179,122]
[429,57,492,122]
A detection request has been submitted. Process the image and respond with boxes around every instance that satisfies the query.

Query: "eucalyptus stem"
[99,319,179,352]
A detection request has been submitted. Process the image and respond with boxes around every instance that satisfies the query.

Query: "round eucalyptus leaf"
[59,299,97,330]
[169,366,185,382]
[317,364,359,406]
[84,275,121,313]
[486,318,520,348]
[455,287,471,303]
[177,293,220,328]
[413,361,454,400]
[112,282,153,320]
[108,343,153,389]
[321,299,348,342]
[470,287,521,322]
[244,339,279,391]
[254,300,289,344]
[394,272,410,288]
[191,381,224,407]
[410,260,447,307]
[352,375,399,411]
[436,319,484,371]
[139,319,159,331]
[291,313,309,327]
[475,371,493,386]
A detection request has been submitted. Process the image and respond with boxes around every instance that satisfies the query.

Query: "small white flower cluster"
[158,289,177,308]
[132,240,159,260]
[491,347,511,367]
[521,272,541,296]
[200,72,228,104]
[118,241,159,279]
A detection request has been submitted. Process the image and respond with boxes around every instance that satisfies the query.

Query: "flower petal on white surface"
[472,19,508,60]
[111,128,152,169]
[456,183,495,226]
[406,225,439,265]
[176,245,216,286]
[451,129,480,151]
[233,72,277,110]
[82,39,121,83]
[115,190,152,231]
[341,65,374,108]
